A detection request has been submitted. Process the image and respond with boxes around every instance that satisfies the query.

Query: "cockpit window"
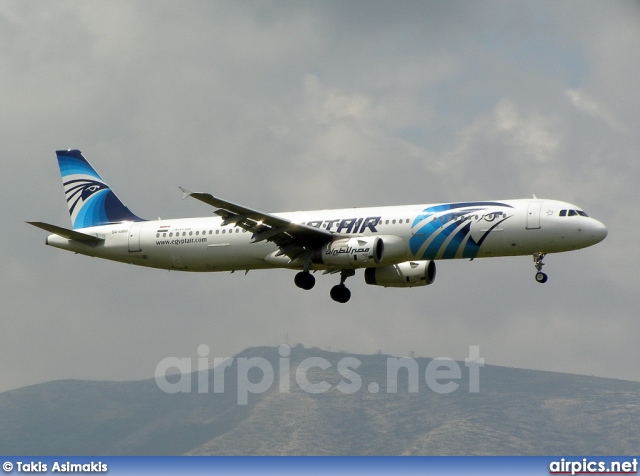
[560,209,589,217]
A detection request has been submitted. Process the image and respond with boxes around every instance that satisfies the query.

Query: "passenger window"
[559,210,567,217]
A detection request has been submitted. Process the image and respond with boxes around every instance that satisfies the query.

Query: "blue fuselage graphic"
[409,202,514,260]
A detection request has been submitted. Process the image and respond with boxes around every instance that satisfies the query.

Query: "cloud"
[1,1,639,395]
[564,88,625,132]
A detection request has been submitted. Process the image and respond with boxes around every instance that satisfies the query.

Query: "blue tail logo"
[56,150,144,229]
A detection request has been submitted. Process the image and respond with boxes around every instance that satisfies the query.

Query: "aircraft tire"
[294,271,316,290]
[330,284,351,303]
[535,272,548,283]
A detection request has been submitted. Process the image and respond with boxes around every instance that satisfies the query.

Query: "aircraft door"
[128,223,143,252]
[526,202,542,230]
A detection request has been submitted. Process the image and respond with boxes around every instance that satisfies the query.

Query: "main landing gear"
[533,252,548,283]
[294,271,316,290]
[330,270,355,304]
[295,269,354,303]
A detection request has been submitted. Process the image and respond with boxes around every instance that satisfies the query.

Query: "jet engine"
[312,235,408,268]
[364,260,436,287]
[313,236,383,267]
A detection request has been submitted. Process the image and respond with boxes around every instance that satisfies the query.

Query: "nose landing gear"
[533,252,548,283]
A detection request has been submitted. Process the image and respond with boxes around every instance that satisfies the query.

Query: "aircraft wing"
[180,188,333,261]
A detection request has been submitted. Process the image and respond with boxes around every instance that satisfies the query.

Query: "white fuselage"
[45,199,607,273]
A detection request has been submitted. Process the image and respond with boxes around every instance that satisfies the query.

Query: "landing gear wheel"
[535,272,548,284]
[294,271,315,290]
[330,284,351,303]
[533,252,548,284]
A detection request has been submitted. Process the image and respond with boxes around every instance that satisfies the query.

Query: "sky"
[1,0,639,394]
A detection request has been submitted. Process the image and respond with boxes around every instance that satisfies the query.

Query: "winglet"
[179,186,192,200]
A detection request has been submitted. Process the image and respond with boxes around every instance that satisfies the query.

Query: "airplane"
[28,150,608,303]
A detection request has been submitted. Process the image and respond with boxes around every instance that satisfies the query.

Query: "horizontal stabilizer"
[26,221,104,243]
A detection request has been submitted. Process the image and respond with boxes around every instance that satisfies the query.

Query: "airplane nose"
[589,219,608,244]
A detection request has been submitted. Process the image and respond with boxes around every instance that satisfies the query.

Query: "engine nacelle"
[375,234,407,264]
[364,260,436,288]
[313,236,383,268]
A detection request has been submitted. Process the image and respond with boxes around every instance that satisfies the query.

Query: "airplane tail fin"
[56,149,144,229]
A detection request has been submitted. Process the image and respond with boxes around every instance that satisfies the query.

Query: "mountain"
[1,346,638,455]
